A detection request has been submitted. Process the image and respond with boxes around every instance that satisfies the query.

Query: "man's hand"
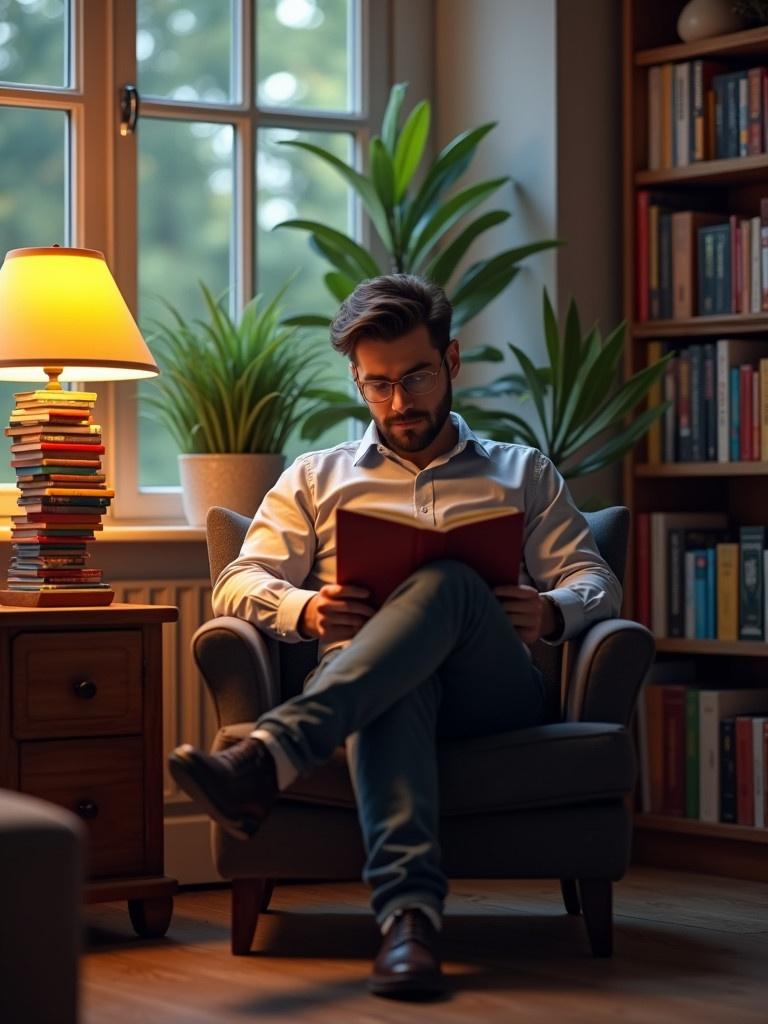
[493,584,555,646]
[298,584,376,644]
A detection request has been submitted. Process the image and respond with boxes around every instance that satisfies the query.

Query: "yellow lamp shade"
[0,246,158,382]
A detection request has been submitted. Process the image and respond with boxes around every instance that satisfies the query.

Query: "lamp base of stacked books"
[0,370,114,607]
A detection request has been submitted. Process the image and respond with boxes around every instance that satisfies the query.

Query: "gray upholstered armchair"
[192,505,654,957]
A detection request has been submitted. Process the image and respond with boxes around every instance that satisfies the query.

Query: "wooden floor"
[82,867,768,1023]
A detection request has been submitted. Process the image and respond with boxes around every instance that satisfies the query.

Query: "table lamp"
[0,246,159,607]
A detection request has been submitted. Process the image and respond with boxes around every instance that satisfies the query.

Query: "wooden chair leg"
[578,879,613,957]
[560,879,581,915]
[231,878,270,955]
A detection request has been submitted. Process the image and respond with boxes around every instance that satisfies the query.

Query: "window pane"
[137,117,235,488]
[258,127,356,460]
[0,105,68,485]
[257,0,355,113]
[137,0,236,104]
[0,0,70,88]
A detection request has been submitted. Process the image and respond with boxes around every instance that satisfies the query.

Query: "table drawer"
[12,630,143,739]
[20,736,145,878]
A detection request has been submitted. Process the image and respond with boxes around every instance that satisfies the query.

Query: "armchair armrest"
[564,618,655,726]
[191,616,281,728]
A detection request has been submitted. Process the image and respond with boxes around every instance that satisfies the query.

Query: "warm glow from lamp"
[0,246,159,607]
[0,247,158,383]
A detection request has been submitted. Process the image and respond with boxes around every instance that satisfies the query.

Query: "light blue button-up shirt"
[212,413,622,657]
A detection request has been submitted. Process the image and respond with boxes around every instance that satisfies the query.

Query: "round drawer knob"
[74,680,97,700]
[75,799,99,820]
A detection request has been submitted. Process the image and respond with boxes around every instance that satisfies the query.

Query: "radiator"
[111,578,215,803]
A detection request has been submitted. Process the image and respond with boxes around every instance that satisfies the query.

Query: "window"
[0,0,389,520]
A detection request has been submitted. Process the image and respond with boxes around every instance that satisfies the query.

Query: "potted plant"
[143,283,329,526]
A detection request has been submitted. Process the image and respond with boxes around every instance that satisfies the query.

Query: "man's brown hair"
[330,274,453,359]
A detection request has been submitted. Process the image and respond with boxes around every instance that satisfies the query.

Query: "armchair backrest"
[205,504,630,704]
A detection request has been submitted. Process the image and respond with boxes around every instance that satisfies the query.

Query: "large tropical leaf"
[393,99,430,201]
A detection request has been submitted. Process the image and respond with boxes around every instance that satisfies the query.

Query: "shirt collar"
[353,412,491,466]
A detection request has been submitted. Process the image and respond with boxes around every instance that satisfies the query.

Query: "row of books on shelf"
[6,388,112,595]
[644,338,768,463]
[636,192,768,321]
[646,61,768,170]
[637,669,768,827]
[635,513,768,640]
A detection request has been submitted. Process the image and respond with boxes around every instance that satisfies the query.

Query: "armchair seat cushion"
[214,720,635,816]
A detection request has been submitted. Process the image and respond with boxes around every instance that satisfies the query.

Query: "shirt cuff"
[540,587,583,644]
[275,587,318,641]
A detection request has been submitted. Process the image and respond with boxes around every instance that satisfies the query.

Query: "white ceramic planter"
[178,453,286,527]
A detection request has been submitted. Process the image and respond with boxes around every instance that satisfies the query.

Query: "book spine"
[720,718,737,823]
[726,73,740,157]
[740,364,753,461]
[690,344,703,460]
[684,549,697,639]
[668,527,685,637]
[678,348,692,461]
[716,339,730,462]
[761,358,768,460]
[739,524,766,639]
[717,543,740,641]
[700,692,720,823]
[742,217,752,315]
[704,342,716,460]
[674,63,691,166]
[663,686,687,816]
[748,67,764,154]
[659,211,673,318]
[672,212,691,319]
[756,718,767,829]
[685,687,700,817]
[694,550,708,639]
[754,370,761,460]
[649,204,661,319]
[752,214,763,313]
[763,721,768,828]
[707,547,716,638]
[730,214,740,315]
[730,366,740,460]
[698,228,712,315]
[646,341,664,462]
[650,513,668,636]
[714,72,726,157]
[736,717,755,826]
[739,72,749,156]
[664,356,678,462]
[662,63,674,167]
[692,60,705,161]
[714,224,731,314]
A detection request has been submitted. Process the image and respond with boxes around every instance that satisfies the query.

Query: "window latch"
[119,84,140,136]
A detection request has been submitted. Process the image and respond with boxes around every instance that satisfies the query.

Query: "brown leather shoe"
[168,737,278,840]
[368,909,445,999]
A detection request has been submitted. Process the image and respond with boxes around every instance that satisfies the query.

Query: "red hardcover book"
[636,190,650,322]
[10,535,94,544]
[662,685,687,817]
[10,442,106,455]
[336,507,523,610]
[635,512,651,627]
[736,715,756,825]
[748,67,765,154]
[740,364,753,460]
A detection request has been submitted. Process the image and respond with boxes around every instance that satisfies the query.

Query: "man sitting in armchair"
[170,273,621,1000]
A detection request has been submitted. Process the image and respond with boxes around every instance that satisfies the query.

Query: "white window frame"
[110,0,391,521]
[0,0,392,521]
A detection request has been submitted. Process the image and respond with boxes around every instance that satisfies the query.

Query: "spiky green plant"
[276,81,559,330]
[142,284,330,454]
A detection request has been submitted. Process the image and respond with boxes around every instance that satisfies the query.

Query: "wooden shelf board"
[635,25,768,66]
[635,813,768,843]
[637,153,768,186]
[635,461,768,477]
[633,313,768,337]
[654,638,768,655]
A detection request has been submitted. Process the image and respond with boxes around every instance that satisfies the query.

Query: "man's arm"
[212,456,321,642]
[518,451,623,644]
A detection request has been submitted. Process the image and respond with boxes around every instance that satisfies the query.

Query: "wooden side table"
[0,603,178,937]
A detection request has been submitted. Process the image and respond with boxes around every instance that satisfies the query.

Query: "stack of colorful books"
[4,388,114,604]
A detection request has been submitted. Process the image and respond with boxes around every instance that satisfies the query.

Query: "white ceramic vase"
[677,0,744,42]
[178,453,285,527]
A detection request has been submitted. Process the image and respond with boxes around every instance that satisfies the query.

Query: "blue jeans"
[256,560,547,926]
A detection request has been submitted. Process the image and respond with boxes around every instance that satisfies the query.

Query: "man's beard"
[376,378,453,455]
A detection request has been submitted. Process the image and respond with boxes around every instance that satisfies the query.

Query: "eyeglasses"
[355,356,446,403]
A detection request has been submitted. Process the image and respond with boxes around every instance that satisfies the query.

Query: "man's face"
[352,325,460,459]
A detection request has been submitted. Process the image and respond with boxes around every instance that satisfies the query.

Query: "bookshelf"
[622,1,768,882]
